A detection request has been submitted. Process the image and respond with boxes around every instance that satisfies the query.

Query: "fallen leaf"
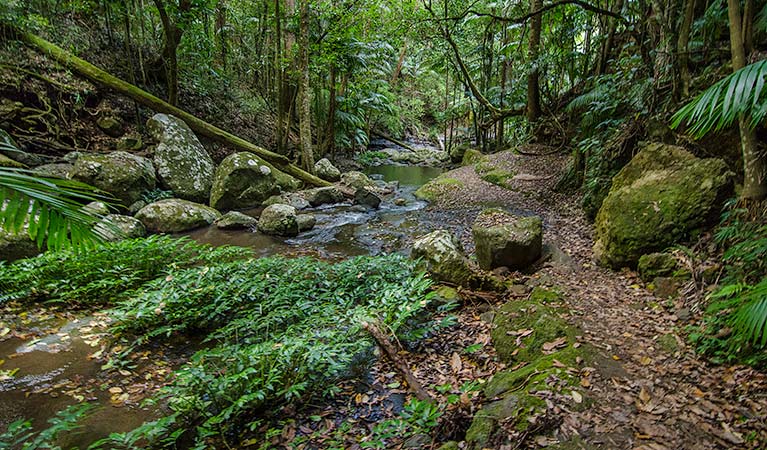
[542,337,567,353]
[571,390,583,403]
[451,352,462,373]
[640,356,652,365]
[639,386,651,403]
[108,387,123,394]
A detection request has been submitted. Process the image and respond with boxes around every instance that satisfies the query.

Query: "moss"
[491,288,576,364]
[433,285,461,304]
[0,153,25,168]
[480,168,515,188]
[462,149,487,166]
[657,333,680,353]
[414,176,464,202]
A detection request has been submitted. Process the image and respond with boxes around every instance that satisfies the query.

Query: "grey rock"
[96,214,146,241]
[411,229,474,287]
[263,193,311,210]
[210,152,278,210]
[314,158,341,182]
[97,116,124,137]
[71,152,156,206]
[257,204,299,236]
[472,209,543,270]
[116,134,143,151]
[215,211,258,230]
[296,214,316,232]
[136,198,220,233]
[303,186,345,207]
[147,114,215,203]
[340,171,375,189]
[354,187,381,208]
[34,163,73,179]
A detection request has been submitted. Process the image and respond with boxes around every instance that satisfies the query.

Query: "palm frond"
[732,278,767,348]
[671,60,767,138]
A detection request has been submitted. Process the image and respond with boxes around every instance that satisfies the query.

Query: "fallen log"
[361,320,432,402]
[6,26,331,188]
[370,130,416,152]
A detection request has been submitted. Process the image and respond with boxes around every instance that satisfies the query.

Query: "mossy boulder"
[354,187,381,209]
[302,186,345,207]
[462,149,487,166]
[210,152,279,210]
[258,204,299,236]
[449,143,469,163]
[116,135,143,151]
[411,229,474,287]
[593,143,734,268]
[472,209,543,270]
[480,168,515,188]
[314,158,341,182]
[296,214,316,232]
[95,214,147,241]
[414,176,464,202]
[147,114,216,203]
[264,193,311,210]
[341,171,375,189]
[96,116,124,137]
[71,152,156,206]
[34,163,73,179]
[637,252,679,282]
[136,198,220,233]
[214,211,258,230]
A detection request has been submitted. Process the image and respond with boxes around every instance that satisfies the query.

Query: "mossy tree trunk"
[10,27,331,188]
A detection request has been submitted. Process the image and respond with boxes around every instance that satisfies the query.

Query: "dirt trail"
[429,148,767,449]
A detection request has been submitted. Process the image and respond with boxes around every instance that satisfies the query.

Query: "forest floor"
[416,147,767,449]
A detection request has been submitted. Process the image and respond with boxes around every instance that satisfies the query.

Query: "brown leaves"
[542,336,568,353]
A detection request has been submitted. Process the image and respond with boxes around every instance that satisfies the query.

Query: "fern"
[671,59,767,138]
[732,279,767,348]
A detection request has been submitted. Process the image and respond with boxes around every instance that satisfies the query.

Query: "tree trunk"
[390,42,407,84]
[297,0,314,172]
[527,0,542,122]
[275,0,285,154]
[742,0,754,56]
[151,0,185,105]
[728,0,766,201]
[325,65,337,157]
[597,0,624,76]
[677,0,695,98]
[10,27,330,187]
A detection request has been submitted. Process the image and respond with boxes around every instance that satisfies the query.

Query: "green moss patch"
[414,176,464,202]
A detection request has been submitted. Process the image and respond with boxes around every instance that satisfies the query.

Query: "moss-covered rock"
[411,229,474,287]
[462,149,487,166]
[472,209,543,270]
[314,158,341,182]
[0,229,41,262]
[340,171,375,189]
[147,114,216,203]
[136,198,220,233]
[210,152,278,210]
[34,163,73,179]
[449,143,469,163]
[97,116,124,137]
[258,204,299,236]
[302,186,345,207]
[480,168,515,188]
[593,143,734,268]
[95,214,147,241]
[71,151,156,206]
[0,153,25,168]
[637,252,680,281]
[214,211,258,230]
[414,176,464,202]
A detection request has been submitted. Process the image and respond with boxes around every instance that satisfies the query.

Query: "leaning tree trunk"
[677,0,695,98]
[7,27,330,187]
[526,0,542,122]
[728,0,766,201]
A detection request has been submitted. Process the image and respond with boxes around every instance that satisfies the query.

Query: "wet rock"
[472,209,543,270]
[341,171,375,189]
[303,186,345,207]
[637,252,679,282]
[136,198,220,233]
[264,193,311,210]
[34,163,73,179]
[116,134,143,151]
[354,187,381,209]
[296,214,316,232]
[83,201,110,216]
[71,151,156,206]
[215,211,257,230]
[0,229,40,262]
[210,152,278,210]
[95,214,146,241]
[593,143,734,268]
[147,114,216,203]
[314,158,341,182]
[258,204,299,236]
[97,116,124,137]
[411,229,474,287]
[394,198,407,206]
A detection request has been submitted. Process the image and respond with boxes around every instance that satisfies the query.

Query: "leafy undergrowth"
[0,237,454,449]
[689,203,767,368]
[0,235,251,306]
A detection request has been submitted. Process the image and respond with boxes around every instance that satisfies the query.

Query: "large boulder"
[593,143,734,268]
[411,229,474,287]
[34,163,73,179]
[136,198,220,233]
[264,193,311,210]
[257,204,299,236]
[95,214,147,241]
[71,152,156,206]
[146,114,215,203]
[472,209,543,270]
[341,171,375,189]
[303,186,345,207]
[314,158,341,182]
[215,211,258,230]
[210,152,278,210]
[355,187,381,209]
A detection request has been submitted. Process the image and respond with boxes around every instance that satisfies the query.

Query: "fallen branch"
[370,130,416,152]
[361,320,432,402]
[5,25,330,188]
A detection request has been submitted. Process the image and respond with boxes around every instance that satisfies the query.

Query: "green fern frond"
[671,59,767,138]
[732,278,767,348]
[0,165,115,252]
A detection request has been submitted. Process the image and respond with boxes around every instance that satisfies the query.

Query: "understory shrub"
[690,203,767,367]
[0,235,251,306]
